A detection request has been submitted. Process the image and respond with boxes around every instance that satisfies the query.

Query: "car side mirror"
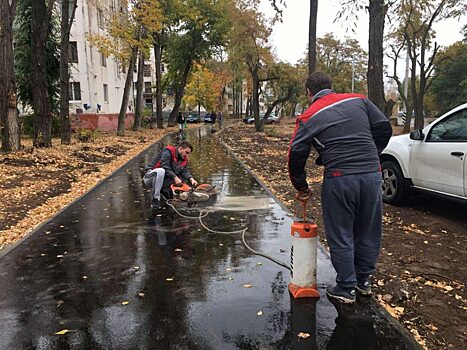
[409,129,424,140]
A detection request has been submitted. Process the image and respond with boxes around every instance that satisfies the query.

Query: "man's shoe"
[356,281,372,296]
[326,285,356,304]
[152,198,161,209]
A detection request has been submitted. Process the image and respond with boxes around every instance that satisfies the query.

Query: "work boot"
[326,285,356,304]
[152,198,161,209]
[356,280,372,296]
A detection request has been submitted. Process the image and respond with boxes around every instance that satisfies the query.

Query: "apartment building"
[133,50,170,114]
[69,0,130,115]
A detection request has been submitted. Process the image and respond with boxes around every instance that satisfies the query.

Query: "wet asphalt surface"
[0,128,420,349]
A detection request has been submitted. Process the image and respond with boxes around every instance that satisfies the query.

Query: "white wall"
[69,0,130,114]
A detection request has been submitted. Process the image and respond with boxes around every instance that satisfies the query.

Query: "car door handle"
[451,151,464,157]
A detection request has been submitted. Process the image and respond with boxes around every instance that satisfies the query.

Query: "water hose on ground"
[165,200,291,271]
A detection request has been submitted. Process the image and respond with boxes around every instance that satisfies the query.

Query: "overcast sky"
[259,0,466,77]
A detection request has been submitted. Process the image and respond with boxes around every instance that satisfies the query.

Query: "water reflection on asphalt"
[0,128,418,349]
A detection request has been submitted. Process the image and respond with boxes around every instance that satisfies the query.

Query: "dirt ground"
[217,120,466,350]
[0,127,174,250]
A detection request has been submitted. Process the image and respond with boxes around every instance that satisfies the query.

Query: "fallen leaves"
[242,284,253,288]
[0,128,172,251]
[121,301,130,305]
[297,332,311,339]
[423,280,457,292]
[54,329,70,335]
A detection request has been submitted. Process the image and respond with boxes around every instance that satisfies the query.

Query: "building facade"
[69,0,131,115]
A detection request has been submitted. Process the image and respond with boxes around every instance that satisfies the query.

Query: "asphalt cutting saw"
[169,183,220,206]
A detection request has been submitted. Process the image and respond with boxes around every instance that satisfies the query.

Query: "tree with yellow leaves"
[87,0,163,136]
[183,63,219,117]
[228,0,273,131]
[163,0,231,127]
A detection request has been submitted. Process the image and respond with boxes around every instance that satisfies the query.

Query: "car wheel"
[382,160,407,204]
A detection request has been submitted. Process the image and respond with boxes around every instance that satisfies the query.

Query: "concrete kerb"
[0,131,175,260]
[216,129,423,350]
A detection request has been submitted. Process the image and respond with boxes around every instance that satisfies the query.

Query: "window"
[69,41,78,63]
[97,8,104,29]
[103,84,109,103]
[69,82,81,101]
[100,53,107,67]
[161,64,165,72]
[145,99,153,111]
[144,82,152,94]
[110,0,116,13]
[143,64,151,77]
[427,109,467,142]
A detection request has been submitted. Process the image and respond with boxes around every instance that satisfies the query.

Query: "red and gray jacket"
[149,145,192,181]
[288,89,392,191]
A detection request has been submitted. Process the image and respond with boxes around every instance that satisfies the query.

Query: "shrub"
[76,128,98,142]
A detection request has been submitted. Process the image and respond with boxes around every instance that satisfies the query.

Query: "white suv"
[381,103,467,204]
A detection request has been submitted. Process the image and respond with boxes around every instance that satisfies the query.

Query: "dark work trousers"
[321,172,383,290]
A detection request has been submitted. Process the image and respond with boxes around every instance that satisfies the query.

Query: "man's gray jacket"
[288,89,392,191]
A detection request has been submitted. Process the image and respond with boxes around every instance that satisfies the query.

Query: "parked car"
[246,113,280,124]
[381,103,467,204]
[204,114,214,123]
[186,114,200,123]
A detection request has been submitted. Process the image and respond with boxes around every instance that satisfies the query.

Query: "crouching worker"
[143,141,198,208]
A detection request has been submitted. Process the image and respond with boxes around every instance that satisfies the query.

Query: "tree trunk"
[291,102,297,117]
[404,54,417,133]
[168,61,192,127]
[133,50,144,131]
[117,49,137,136]
[415,58,428,130]
[60,0,77,145]
[308,0,318,75]
[0,0,21,152]
[367,0,387,112]
[250,69,261,132]
[245,96,251,118]
[240,81,243,119]
[262,87,293,126]
[153,38,163,129]
[31,0,53,148]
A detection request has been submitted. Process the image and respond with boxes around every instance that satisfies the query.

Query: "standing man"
[144,141,198,208]
[176,112,185,131]
[288,72,392,304]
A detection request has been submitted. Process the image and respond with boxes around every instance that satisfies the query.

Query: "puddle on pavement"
[207,195,271,212]
[0,128,418,350]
